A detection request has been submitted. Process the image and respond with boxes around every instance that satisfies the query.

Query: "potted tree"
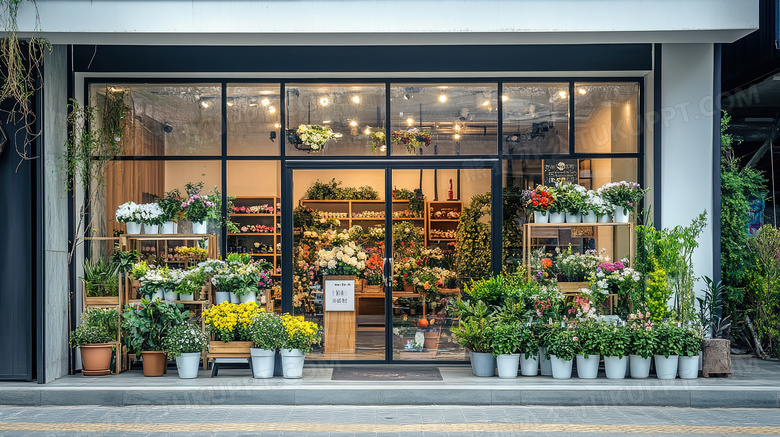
[122,298,189,377]
[678,327,702,379]
[491,320,522,379]
[627,311,655,379]
[161,322,208,379]
[280,314,321,379]
[575,320,602,379]
[600,324,629,379]
[70,322,115,376]
[518,324,540,376]
[249,312,286,378]
[546,327,577,379]
[654,322,684,380]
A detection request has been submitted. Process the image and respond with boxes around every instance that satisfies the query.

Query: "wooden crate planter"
[557,282,590,295]
[84,296,120,306]
[208,341,253,358]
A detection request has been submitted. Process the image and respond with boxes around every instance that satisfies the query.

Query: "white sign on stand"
[324,278,355,311]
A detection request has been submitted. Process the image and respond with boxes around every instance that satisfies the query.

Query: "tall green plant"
[456,193,491,278]
[747,225,780,357]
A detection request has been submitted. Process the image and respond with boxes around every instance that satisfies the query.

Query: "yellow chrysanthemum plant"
[203,302,263,342]
[280,314,321,354]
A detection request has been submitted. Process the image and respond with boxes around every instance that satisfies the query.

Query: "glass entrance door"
[290,163,496,363]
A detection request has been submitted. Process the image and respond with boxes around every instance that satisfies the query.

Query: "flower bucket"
[175,352,201,379]
[630,355,651,379]
[470,352,496,377]
[179,292,195,302]
[654,355,679,379]
[229,292,240,304]
[164,291,178,301]
[250,348,276,379]
[678,355,699,379]
[192,220,208,234]
[239,291,257,304]
[281,348,306,379]
[161,221,177,234]
[614,206,631,223]
[144,224,159,234]
[126,222,142,234]
[215,291,230,304]
[549,212,565,224]
[582,211,597,223]
[496,353,520,379]
[576,354,599,379]
[550,355,573,379]
[565,212,581,223]
[145,289,165,301]
[533,210,549,224]
[520,353,539,376]
[604,356,627,379]
[539,347,552,376]
[598,214,612,223]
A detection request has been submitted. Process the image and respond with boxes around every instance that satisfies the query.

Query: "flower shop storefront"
[80,73,642,366]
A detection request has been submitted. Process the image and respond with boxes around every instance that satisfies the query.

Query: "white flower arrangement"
[116,201,140,223]
[317,242,368,276]
[583,190,614,217]
[136,203,165,226]
[294,124,339,152]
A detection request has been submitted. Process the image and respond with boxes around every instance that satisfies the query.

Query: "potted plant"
[199,259,228,303]
[129,261,148,297]
[161,322,208,379]
[70,323,115,376]
[452,314,495,377]
[654,322,684,380]
[121,298,189,377]
[678,326,702,379]
[518,324,539,376]
[600,324,629,379]
[575,320,602,379]
[527,185,554,223]
[157,189,184,234]
[248,312,286,379]
[182,194,216,234]
[597,181,648,223]
[138,202,165,234]
[546,326,577,379]
[203,302,260,356]
[175,268,204,302]
[82,257,120,305]
[164,268,180,301]
[287,124,339,153]
[555,181,587,223]
[532,323,554,376]
[491,320,522,379]
[583,190,613,223]
[698,277,732,377]
[138,265,169,301]
[627,311,655,379]
[280,313,321,379]
[116,201,142,234]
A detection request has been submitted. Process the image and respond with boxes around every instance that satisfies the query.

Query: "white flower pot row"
[250,348,306,379]
[125,220,207,235]
[143,289,195,302]
[215,291,258,304]
[533,207,631,224]
[487,347,699,380]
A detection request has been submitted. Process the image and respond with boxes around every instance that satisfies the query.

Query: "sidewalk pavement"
[0,356,778,407]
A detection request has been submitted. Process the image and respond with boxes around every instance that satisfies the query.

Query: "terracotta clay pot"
[140,351,167,377]
[80,343,113,376]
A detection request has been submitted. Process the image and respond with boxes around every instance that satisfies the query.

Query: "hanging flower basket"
[287,124,339,153]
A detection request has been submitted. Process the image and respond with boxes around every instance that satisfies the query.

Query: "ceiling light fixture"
[320,97,330,106]
[274,123,280,129]
[406,117,414,126]
[349,120,358,127]
[559,91,568,99]
[201,101,210,108]
[352,96,360,104]
[323,120,331,124]
[453,134,461,140]
[482,100,490,106]
[578,88,587,95]
[501,95,508,102]
[268,106,276,114]
[261,98,270,106]
[438,94,448,103]
[364,126,371,135]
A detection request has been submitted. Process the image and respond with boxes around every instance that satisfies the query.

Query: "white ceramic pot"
[614,206,631,223]
[565,212,582,223]
[178,293,195,302]
[192,220,208,234]
[215,291,230,304]
[604,356,627,379]
[161,221,176,234]
[250,348,276,379]
[598,214,612,223]
[678,355,699,379]
[630,355,652,379]
[549,212,565,224]
[576,354,600,379]
[582,211,597,223]
[229,292,240,304]
[496,354,520,379]
[533,210,549,224]
[126,221,142,234]
[539,347,552,376]
[175,352,201,379]
[239,291,257,304]
[280,348,306,379]
[654,355,679,379]
[520,353,539,376]
[147,289,165,301]
[164,291,178,301]
[144,224,159,234]
[549,355,573,379]
[470,352,496,377]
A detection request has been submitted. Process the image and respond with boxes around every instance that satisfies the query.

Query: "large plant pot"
[140,351,167,377]
[629,355,652,379]
[164,291,178,301]
[582,211,597,223]
[126,221,142,234]
[576,354,600,379]
[565,212,582,223]
[598,214,612,223]
[654,355,679,379]
[614,206,631,223]
[192,220,208,234]
[161,221,177,234]
[538,347,552,376]
[702,338,731,377]
[144,224,159,234]
[520,353,539,376]
[175,352,201,379]
[215,291,230,304]
[496,354,520,379]
[144,289,165,301]
[229,292,240,304]
[250,348,276,379]
[678,355,699,379]
[549,212,565,224]
[80,343,113,376]
[280,348,306,379]
[549,355,573,379]
[604,355,627,379]
[470,352,496,377]
[239,291,257,304]
[533,210,549,223]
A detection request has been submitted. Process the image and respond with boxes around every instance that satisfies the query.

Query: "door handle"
[383,257,393,288]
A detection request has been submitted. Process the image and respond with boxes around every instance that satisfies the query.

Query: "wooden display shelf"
[229,213,276,217]
[429,219,459,222]
[227,232,277,235]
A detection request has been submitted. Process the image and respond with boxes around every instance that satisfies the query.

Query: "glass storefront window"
[227,84,281,156]
[90,83,222,156]
[285,84,386,156]
[503,83,569,155]
[574,82,639,153]
[390,84,498,156]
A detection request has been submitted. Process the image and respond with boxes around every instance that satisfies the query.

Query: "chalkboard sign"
[543,159,579,186]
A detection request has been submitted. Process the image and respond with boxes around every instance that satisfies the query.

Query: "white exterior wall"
[660,43,715,288]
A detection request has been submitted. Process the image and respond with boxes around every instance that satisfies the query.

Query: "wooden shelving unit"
[427,200,462,243]
[299,199,428,242]
[228,196,281,275]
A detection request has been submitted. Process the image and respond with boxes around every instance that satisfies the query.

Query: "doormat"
[331,366,443,381]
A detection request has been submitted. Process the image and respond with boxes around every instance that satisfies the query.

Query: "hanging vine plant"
[0,0,51,162]
[456,193,492,279]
